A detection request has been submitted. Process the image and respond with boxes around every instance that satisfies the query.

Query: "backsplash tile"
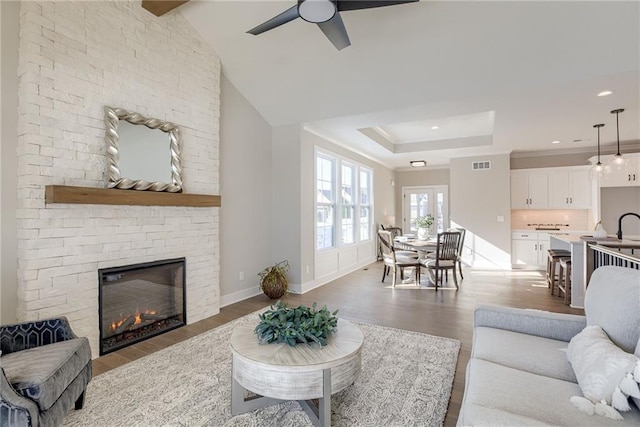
[511,210,590,231]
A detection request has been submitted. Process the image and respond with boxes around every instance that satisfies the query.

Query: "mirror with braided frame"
[104,106,183,193]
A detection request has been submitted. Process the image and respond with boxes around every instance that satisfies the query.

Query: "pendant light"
[607,108,626,172]
[589,123,605,180]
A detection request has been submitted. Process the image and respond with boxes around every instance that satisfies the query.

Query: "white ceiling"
[180,1,640,169]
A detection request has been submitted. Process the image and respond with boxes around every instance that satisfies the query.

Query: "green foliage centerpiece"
[254,301,339,347]
[415,214,434,229]
[415,214,434,240]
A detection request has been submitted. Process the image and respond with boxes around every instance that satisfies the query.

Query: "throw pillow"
[567,325,640,420]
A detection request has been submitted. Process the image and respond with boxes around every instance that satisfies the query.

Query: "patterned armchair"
[0,317,92,427]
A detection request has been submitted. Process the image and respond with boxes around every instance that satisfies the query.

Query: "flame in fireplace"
[110,309,157,332]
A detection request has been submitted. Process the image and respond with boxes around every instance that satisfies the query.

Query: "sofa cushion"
[635,338,640,411]
[458,358,640,426]
[1,337,91,411]
[567,325,639,410]
[584,266,640,354]
[472,326,577,383]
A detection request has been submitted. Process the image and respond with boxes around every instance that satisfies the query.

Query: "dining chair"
[378,230,421,287]
[380,225,419,259]
[421,231,461,290]
[451,227,466,279]
[380,225,402,238]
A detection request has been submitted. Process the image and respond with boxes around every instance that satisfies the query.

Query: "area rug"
[63,313,460,427]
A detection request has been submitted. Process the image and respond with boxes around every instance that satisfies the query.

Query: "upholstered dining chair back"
[378,230,395,263]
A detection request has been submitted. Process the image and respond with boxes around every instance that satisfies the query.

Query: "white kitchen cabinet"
[511,231,549,268]
[599,153,640,187]
[548,167,591,209]
[511,171,548,209]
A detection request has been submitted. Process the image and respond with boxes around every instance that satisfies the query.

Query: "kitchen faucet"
[617,212,640,240]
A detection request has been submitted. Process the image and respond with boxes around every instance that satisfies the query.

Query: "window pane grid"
[341,164,355,244]
[315,151,373,250]
[358,168,372,241]
[316,156,335,250]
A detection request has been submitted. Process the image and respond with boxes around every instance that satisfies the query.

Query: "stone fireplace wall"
[15,1,220,356]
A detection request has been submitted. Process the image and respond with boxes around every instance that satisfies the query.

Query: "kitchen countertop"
[549,233,640,247]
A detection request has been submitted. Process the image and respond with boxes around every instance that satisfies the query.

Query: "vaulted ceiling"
[178,1,640,168]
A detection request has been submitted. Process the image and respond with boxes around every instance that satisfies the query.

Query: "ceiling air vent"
[472,161,491,170]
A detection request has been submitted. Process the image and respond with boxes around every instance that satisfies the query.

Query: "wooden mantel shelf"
[45,185,221,207]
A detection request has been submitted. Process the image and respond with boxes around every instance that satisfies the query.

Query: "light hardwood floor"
[92,261,584,426]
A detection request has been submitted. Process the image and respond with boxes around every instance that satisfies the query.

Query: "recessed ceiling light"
[410,160,427,167]
[597,90,613,97]
[552,140,561,144]
[431,126,439,130]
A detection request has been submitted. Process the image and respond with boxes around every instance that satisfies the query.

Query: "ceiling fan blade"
[317,13,351,50]
[247,5,300,35]
[337,0,419,12]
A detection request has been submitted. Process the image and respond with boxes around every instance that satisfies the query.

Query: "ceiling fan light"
[298,0,336,23]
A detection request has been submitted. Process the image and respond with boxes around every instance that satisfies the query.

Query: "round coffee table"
[230,318,364,427]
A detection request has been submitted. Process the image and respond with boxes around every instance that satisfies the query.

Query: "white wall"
[14,1,220,355]
[1,1,20,323]
[600,187,640,237]
[450,154,512,269]
[271,124,302,284]
[219,75,272,305]
[374,164,397,230]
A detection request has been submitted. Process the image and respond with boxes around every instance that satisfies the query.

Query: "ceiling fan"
[247,0,419,51]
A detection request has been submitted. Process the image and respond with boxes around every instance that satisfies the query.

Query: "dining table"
[393,236,437,256]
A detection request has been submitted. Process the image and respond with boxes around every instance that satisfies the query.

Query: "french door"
[402,186,449,234]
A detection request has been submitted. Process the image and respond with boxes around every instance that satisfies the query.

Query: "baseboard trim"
[220,286,262,307]
[222,258,377,304]
[289,257,376,294]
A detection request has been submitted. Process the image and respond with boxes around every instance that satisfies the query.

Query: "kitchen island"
[549,233,640,308]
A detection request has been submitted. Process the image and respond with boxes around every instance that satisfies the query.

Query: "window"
[341,163,355,244]
[315,148,374,250]
[316,155,335,250]
[359,168,372,241]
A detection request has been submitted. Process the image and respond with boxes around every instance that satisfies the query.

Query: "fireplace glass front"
[99,258,186,355]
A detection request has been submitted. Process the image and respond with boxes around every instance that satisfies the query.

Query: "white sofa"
[458,266,640,426]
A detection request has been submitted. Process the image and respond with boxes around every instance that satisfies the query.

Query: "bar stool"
[557,257,572,305]
[547,250,571,295]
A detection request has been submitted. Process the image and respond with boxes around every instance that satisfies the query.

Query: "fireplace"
[98,258,186,355]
